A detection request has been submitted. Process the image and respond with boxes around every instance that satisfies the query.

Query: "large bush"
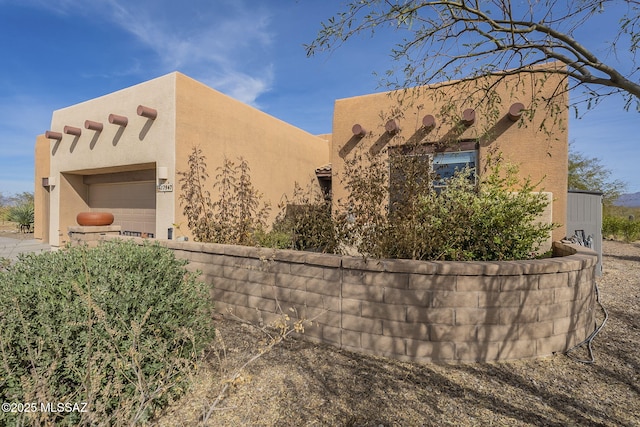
[603,214,640,242]
[0,240,214,426]
[338,150,556,261]
[268,182,338,253]
[178,147,270,245]
[6,202,34,230]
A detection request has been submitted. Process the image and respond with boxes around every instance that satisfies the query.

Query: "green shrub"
[338,150,556,261]
[603,214,640,242]
[7,202,34,230]
[271,182,338,253]
[254,228,293,249]
[0,240,214,426]
[0,205,9,222]
[603,215,622,238]
[417,165,555,260]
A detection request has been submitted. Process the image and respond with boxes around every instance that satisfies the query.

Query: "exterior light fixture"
[137,105,158,120]
[508,102,525,122]
[352,124,367,137]
[157,166,169,181]
[45,131,63,141]
[157,167,173,192]
[108,113,128,127]
[63,126,82,137]
[84,120,104,131]
[42,176,56,187]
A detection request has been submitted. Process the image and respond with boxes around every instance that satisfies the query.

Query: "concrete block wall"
[137,238,597,363]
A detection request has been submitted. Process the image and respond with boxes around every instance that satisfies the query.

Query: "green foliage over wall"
[338,151,556,261]
[179,147,555,261]
[269,182,338,253]
[0,240,214,426]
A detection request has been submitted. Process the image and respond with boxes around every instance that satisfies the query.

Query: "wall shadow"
[89,132,101,150]
[480,115,517,148]
[339,136,363,159]
[51,140,61,156]
[139,119,154,141]
[437,124,469,146]
[606,253,640,263]
[368,132,393,156]
[405,126,435,146]
[69,135,80,153]
[112,127,126,146]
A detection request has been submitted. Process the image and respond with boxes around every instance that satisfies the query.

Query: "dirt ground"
[0,221,33,240]
[154,240,640,427]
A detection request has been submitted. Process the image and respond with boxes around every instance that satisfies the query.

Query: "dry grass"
[153,241,640,426]
[0,221,33,240]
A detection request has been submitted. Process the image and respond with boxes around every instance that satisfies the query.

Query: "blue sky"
[0,0,638,196]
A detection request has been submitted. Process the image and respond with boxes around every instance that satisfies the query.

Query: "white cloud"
[6,0,277,106]
[200,64,275,106]
[100,0,276,105]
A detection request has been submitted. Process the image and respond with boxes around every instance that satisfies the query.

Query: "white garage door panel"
[89,182,156,235]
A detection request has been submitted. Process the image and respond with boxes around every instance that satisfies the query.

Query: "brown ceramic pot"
[76,212,114,226]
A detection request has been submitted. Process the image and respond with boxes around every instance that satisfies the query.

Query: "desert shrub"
[254,228,293,249]
[603,215,621,239]
[270,182,338,253]
[419,165,555,260]
[603,214,640,242]
[337,150,391,257]
[6,201,34,230]
[0,240,214,426]
[0,205,9,222]
[338,149,555,261]
[178,147,270,245]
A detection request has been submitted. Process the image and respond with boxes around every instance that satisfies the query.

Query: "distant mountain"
[615,192,640,207]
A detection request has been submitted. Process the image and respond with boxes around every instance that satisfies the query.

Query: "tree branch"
[309,0,640,108]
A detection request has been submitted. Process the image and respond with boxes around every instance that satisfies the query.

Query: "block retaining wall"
[131,238,598,363]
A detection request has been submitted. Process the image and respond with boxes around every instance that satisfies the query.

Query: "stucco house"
[34,72,329,247]
[329,63,568,245]
[34,64,568,247]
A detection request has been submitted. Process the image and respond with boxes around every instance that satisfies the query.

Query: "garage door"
[89,181,156,237]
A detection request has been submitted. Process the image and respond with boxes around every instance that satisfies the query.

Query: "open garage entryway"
[83,166,157,238]
[88,180,156,238]
[51,164,160,246]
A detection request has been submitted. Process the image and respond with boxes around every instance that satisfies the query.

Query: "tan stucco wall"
[330,65,569,241]
[173,73,329,239]
[37,66,566,249]
[37,71,329,246]
[33,135,50,241]
[59,173,89,241]
[316,133,333,152]
[45,74,178,246]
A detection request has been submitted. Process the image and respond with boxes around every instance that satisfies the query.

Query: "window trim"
[388,139,478,189]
